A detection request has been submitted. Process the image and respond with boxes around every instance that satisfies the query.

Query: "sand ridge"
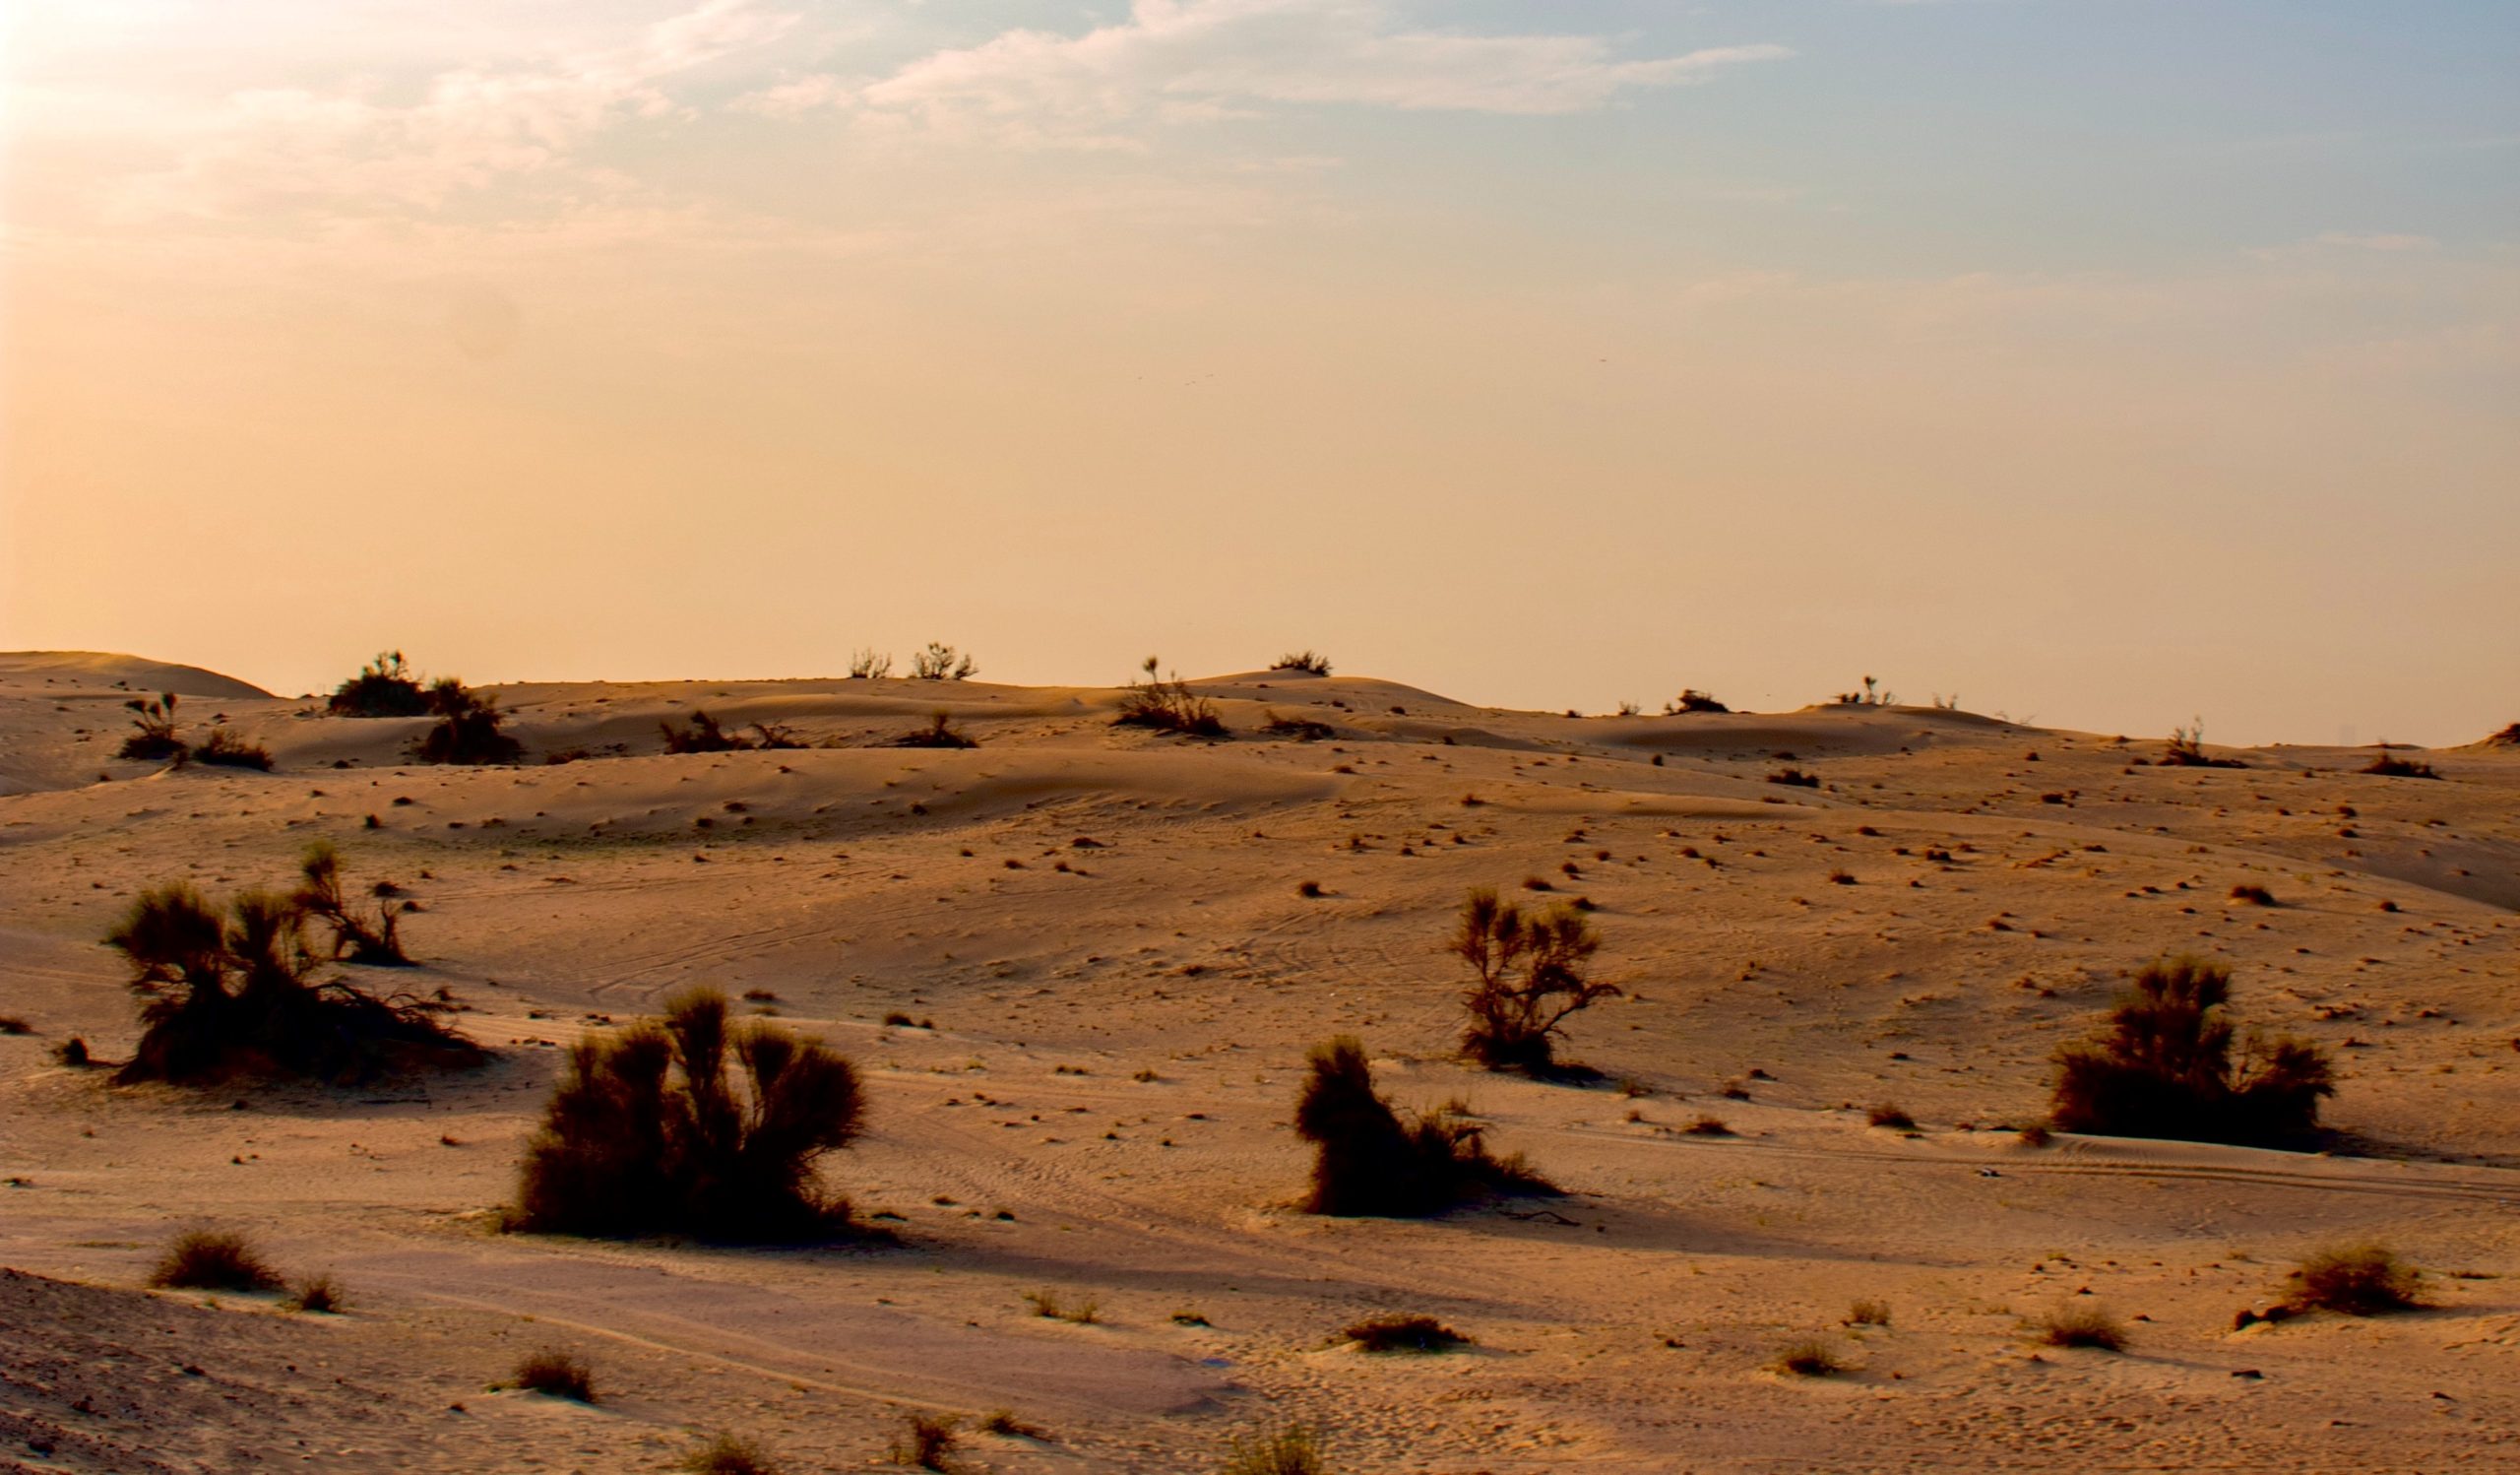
[2,656,2515,1471]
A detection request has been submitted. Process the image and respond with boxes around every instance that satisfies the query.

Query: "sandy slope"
[2,654,2515,1472]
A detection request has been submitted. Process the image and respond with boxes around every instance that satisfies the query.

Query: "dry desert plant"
[889,1413,960,1470]
[1271,650,1333,675]
[191,726,274,770]
[2360,750,2439,779]
[285,1273,346,1314]
[891,713,976,748]
[118,692,186,762]
[1866,1103,1916,1130]
[149,1229,282,1293]
[2033,1304,2129,1351]
[1846,1299,1892,1327]
[293,841,413,965]
[1221,1424,1326,1475]
[104,878,475,1084]
[1665,688,1729,714]
[327,652,430,717]
[507,1349,596,1401]
[1771,1337,1849,1376]
[509,988,866,1242]
[1293,1037,1554,1216]
[1451,888,1617,1073]
[849,648,895,679]
[680,1434,782,1475]
[2285,1244,2421,1315]
[910,643,977,681]
[1342,1314,1469,1353]
[1116,657,1227,738]
[414,677,522,764]
[2048,956,2333,1145]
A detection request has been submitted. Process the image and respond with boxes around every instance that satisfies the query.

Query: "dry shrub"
[911,643,977,681]
[105,879,476,1085]
[891,713,976,748]
[286,1274,346,1314]
[2286,1244,2421,1315]
[150,1229,282,1293]
[2035,1304,2128,1351]
[2048,956,2332,1145]
[1866,1103,1916,1130]
[662,711,752,753]
[1271,651,1333,675]
[1683,1115,1733,1136]
[2159,720,2245,768]
[1294,1038,1555,1217]
[2229,882,2277,906]
[681,1434,781,1475]
[1116,657,1226,738]
[1767,767,1819,789]
[1771,1338,1848,1376]
[1342,1314,1468,1353]
[415,678,522,764]
[1666,688,1729,714]
[509,1349,596,1401]
[1452,888,1617,1073]
[294,842,413,965]
[2360,751,2438,779]
[1221,1424,1325,1475]
[1261,712,1335,741]
[849,649,894,679]
[191,727,274,771]
[118,693,186,762]
[1846,1299,1892,1326]
[509,988,866,1242]
[328,652,430,717]
[889,1413,959,1469]
[0,1016,30,1035]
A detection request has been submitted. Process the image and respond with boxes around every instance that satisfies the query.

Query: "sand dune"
[2,656,2515,1472]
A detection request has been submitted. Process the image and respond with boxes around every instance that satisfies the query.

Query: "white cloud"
[751,0,1788,139]
[107,0,798,221]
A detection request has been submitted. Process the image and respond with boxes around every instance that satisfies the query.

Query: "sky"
[2,0,2514,745]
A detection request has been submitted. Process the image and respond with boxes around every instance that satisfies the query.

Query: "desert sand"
[2,651,2514,1473]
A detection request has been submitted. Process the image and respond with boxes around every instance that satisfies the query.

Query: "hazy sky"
[4,1,2514,744]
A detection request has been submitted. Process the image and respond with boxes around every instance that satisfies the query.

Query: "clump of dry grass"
[149,1229,282,1293]
[679,1434,781,1474]
[507,1349,596,1401]
[888,1413,960,1469]
[285,1273,346,1314]
[1220,1424,1326,1475]
[1022,1289,1100,1324]
[1865,1103,1916,1130]
[2285,1244,2421,1315]
[1342,1314,1468,1353]
[1770,1337,1848,1376]
[1116,657,1226,738]
[1845,1299,1892,1327]
[2229,882,2277,906]
[2034,1304,2129,1351]
[1271,651,1333,676]
[329,652,430,717]
[1682,1115,1733,1136]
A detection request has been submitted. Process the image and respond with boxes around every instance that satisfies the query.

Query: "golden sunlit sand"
[2,650,2515,1472]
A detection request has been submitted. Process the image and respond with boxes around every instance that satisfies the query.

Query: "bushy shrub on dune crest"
[510,988,867,1242]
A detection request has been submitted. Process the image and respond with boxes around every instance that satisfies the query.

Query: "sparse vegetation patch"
[1452,888,1617,1073]
[2048,956,2332,1145]
[1294,1037,1555,1217]
[149,1229,282,1293]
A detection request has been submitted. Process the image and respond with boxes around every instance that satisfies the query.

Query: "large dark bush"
[510,989,866,1242]
[103,877,476,1084]
[2049,956,2333,1144]
[415,678,523,764]
[1293,1037,1553,1217]
[328,651,430,717]
[1451,889,1617,1073]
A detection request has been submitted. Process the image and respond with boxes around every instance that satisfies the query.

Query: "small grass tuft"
[1865,1103,1917,1130]
[888,1413,959,1469]
[150,1229,283,1293]
[1683,1115,1733,1136]
[679,1433,781,1475]
[1220,1424,1326,1475]
[2034,1304,2129,1351]
[508,1349,597,1401]
[1846,1299,1892,1327]
[286,1273,346,1314]
[1771,1338,1848,1377]
[1342,1314,1468,1353]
